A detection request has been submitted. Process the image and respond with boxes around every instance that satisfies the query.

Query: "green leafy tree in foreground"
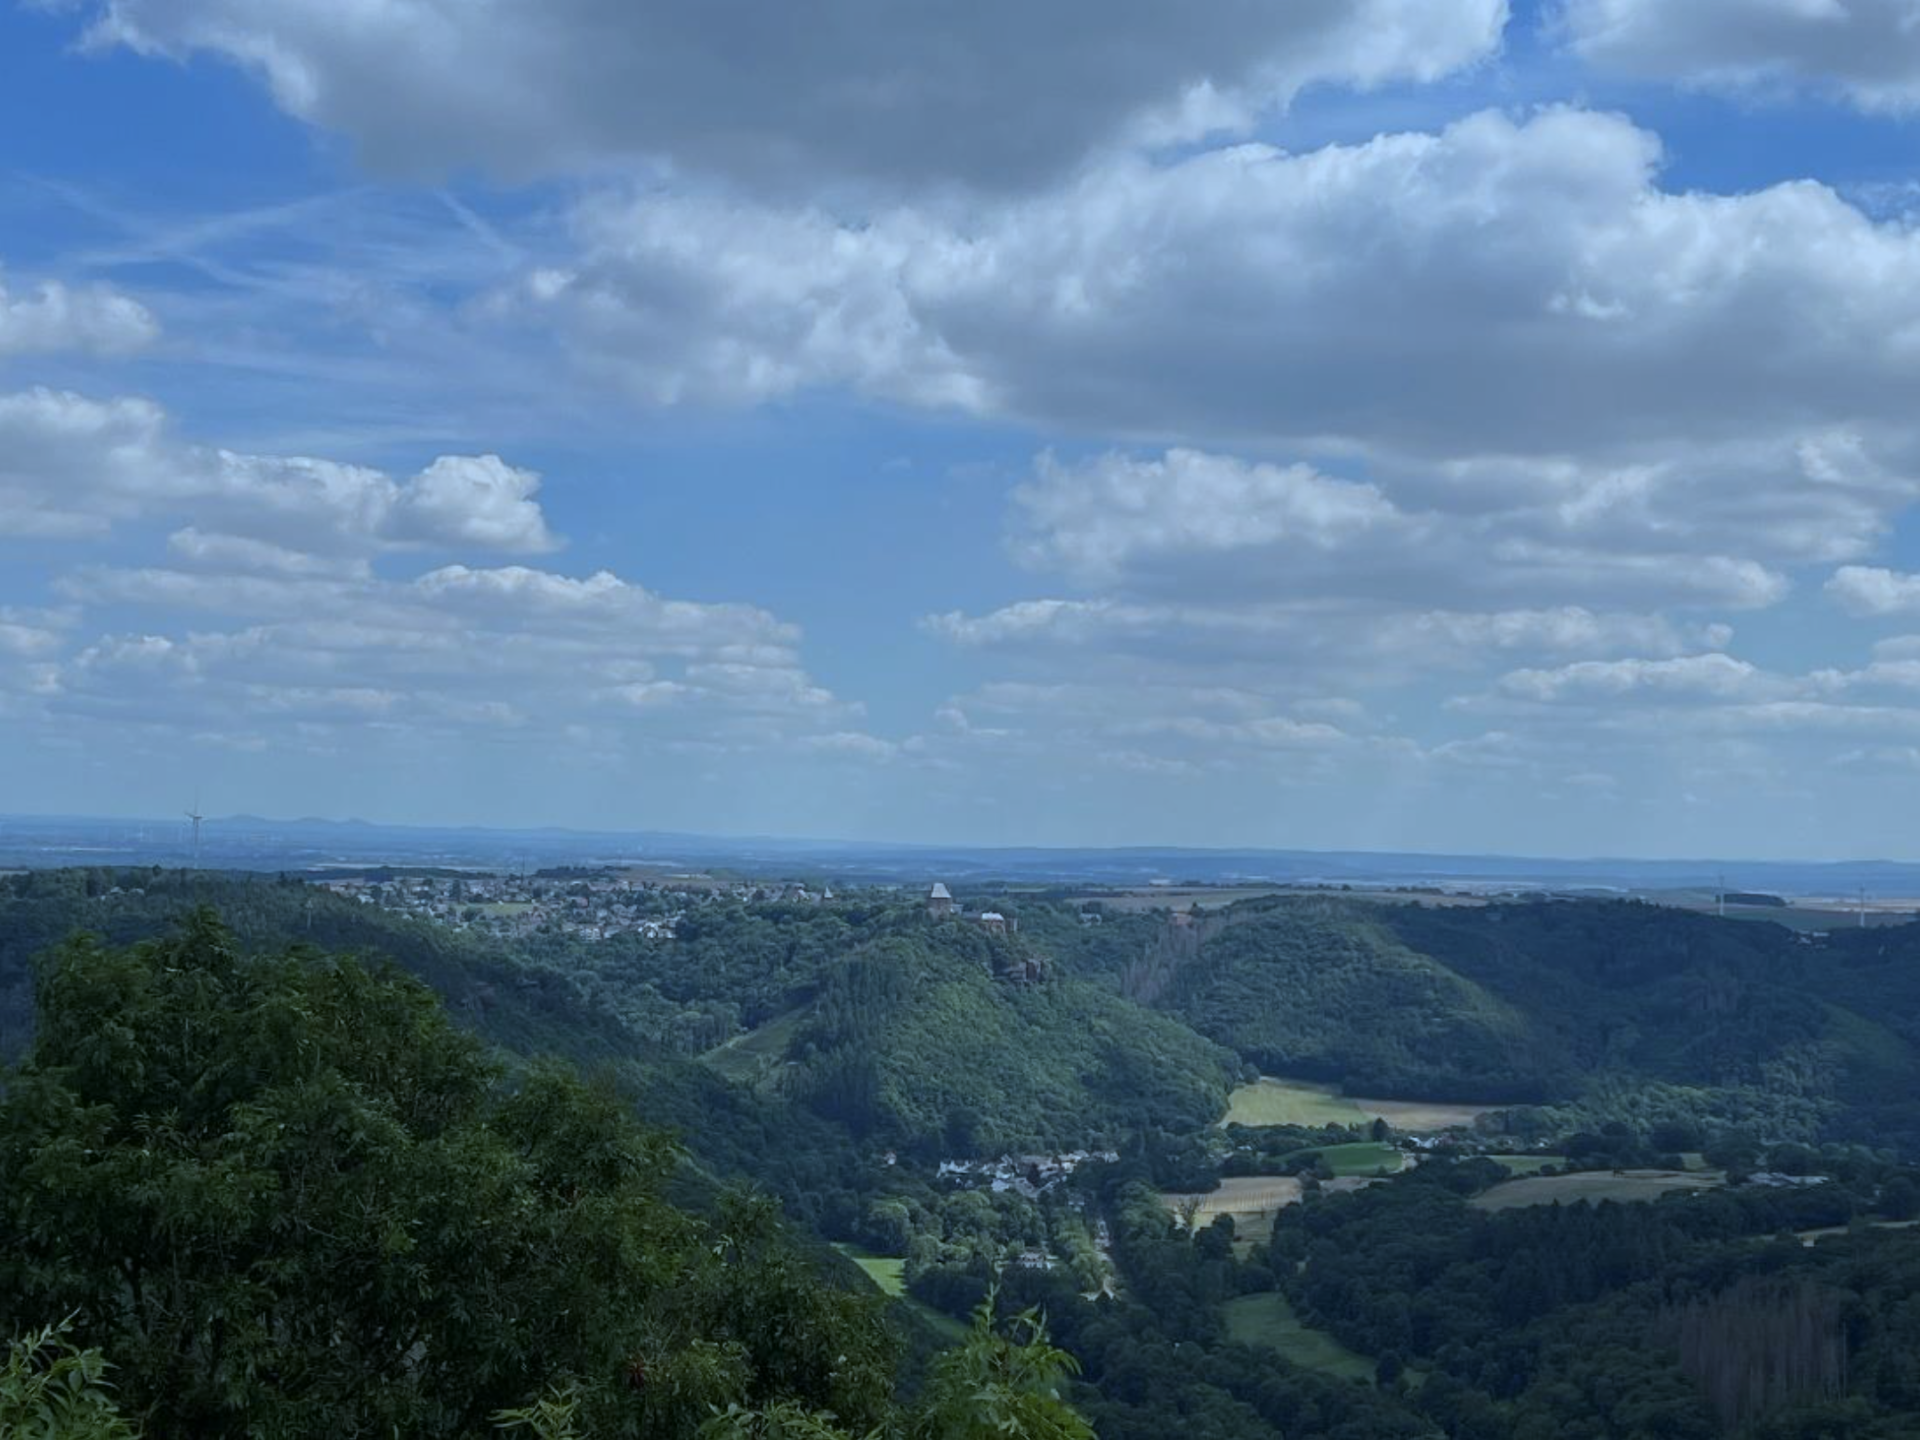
[0,1317,137,1439]
[703,1295,1092,1440]
[0,911,898,1438]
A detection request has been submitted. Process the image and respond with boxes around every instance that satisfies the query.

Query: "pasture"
[1471,1168,1724,1212]
[832,1244,906,1297]
[1222,1294,1374,1381]
[1222,1076,1492,1133]
[1298,1141,1406,1177]
[1222,1077,1363,1128]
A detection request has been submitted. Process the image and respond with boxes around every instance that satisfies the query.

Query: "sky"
[12,2,1920,857]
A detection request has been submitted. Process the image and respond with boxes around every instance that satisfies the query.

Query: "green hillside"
[710,916,1239,1153]
[1132,894,1920,1146]
[1155,900,1554,1101]
[0,870,883,1227]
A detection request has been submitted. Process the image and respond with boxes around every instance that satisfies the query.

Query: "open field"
[1471,1168,1725,1211]
[1077,885,1492,914]
[1223,1076,1492,1132]
[1076,887,1293,913]
[1349,1096,1495,1130]
[472,901,535,917]
[1163,1176,1304,1228]
[1222,1294,1374,1381]
[1298,1141,1406,1177]
[1792,1219,1920,1247]
[833,1244,907,1297]
[701,1006,807,1087]
[1223,1077,1364,1127]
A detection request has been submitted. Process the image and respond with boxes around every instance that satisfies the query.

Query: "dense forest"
[0,910,1090,1437]
[15,871,1920,1435]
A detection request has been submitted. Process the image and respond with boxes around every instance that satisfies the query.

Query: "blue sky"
[12,0,1920,857]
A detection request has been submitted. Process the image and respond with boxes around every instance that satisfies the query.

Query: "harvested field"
[1350,1096,1494,1130]
[1163,1176,1303,1228]
[1471,1168,1724,1211]
[1223,1076,1492,1133]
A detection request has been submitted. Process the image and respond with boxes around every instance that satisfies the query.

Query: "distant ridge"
[3,810,1920,896]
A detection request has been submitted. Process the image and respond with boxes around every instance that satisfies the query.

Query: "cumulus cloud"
[1494,653,1783,703]
[0,387,558,553]
[1561,0,1920,112]
[1827,565,1920,616]
[927,598,1702,674]
[1009,450,1401,587]
[68,0,1507,189]
[0,272,157,356]
[530,108,1920,473]
[26,559,852,748]
[998,448,1819,611]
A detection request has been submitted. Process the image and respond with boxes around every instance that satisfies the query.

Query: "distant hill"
[12,870,1920,1165]
[704,913,1238,1153]
[0,870,878,1219]
[1111,894,1920,1146]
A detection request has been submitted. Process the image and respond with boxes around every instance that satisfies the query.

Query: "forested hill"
[1095,894,1920,1147]
[0,870,890,1230]
[0,872,1239,1160]
[704,918,1238,1154]
[12,871,1920,1160]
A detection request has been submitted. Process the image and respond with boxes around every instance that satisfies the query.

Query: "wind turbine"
[186,801,204,868]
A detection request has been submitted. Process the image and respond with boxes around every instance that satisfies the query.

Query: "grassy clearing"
[1299,1141,1406,1177]
[700,1006,809,1087]
[1471,1168,1725,1212]
[1222,1077,1491,1133]
[1791,1219,1920,1247]
[473,901,535,917]
[906,1298,969,1344]
[1222,1078,1364,1128]
[1222,1294,1374,1381]
[833,1244,907,1297]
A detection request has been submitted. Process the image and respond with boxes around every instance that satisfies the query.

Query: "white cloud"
[1010,449,1400,587]
[998,447,1812,611]
[69,0,1507,189]
[1494,652,1783,703]
[0,272,157,356]
[0,608,72,658]
[530,108,1920,477]
[1562,0,1920,113]
[927,597,1699,673]
[1827,565,1920,615]
[0,387,558,553]
[24,559,852,749]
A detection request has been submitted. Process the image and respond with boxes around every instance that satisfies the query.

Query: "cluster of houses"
[935,1150,1121,1201]
[318,871,748,942]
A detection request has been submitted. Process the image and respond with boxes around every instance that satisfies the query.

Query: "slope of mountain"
[705,914,1240,1154]
[1123,894,1920,1144]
